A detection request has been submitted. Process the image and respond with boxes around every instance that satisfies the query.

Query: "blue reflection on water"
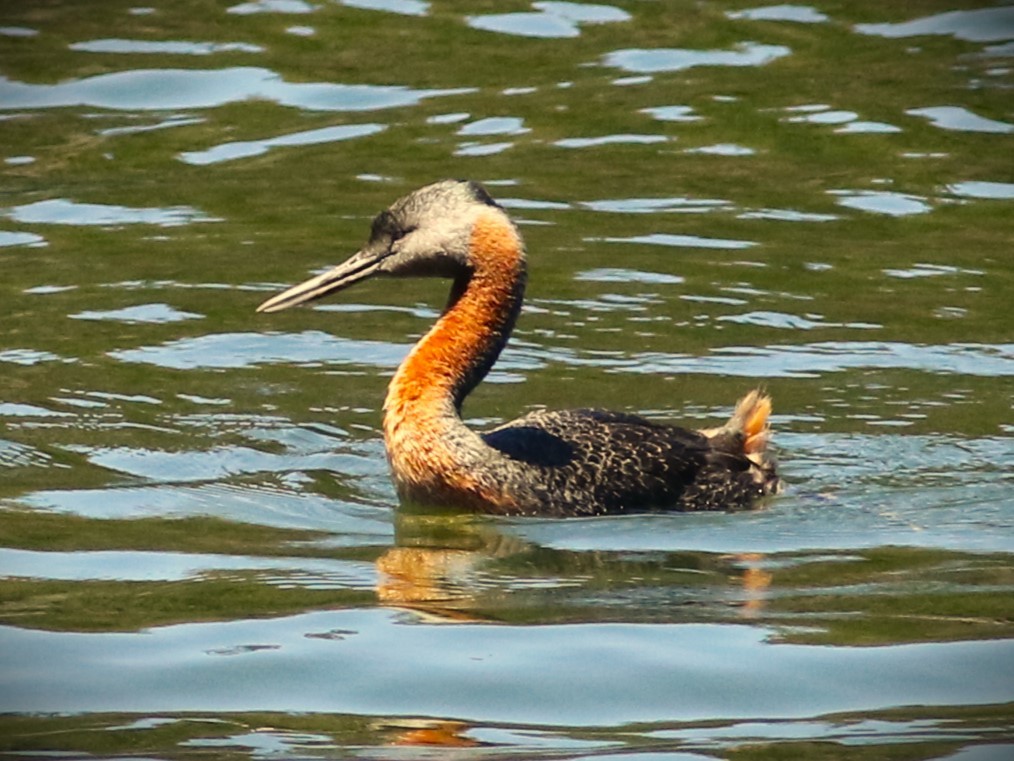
[1,609,1010,723]
[179,123,386,165]
[0,67,472,112]
[855,7,1014,43]
[70,38,264,55]
[603,43,791,73]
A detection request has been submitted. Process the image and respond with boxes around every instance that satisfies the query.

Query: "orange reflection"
[375,545,484,621]
[733,552,773,617]
[388,719,478,748]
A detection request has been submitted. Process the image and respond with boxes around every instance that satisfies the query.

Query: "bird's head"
[257,179,513,313]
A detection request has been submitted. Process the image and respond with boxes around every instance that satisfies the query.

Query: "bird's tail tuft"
[697,390,780,501]
[732,389,772,455]
[700,389,773,457]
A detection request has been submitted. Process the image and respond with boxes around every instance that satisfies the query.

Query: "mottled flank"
[482,402,778,516]
[259,180,780,515]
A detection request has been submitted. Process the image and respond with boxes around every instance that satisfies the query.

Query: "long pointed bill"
[256,249,386,313]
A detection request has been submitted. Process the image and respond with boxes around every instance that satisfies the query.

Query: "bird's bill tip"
[255,294,289,313]
[256,250,383,314]
[256,272,335,314]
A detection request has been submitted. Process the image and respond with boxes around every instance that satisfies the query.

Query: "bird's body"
[258,180,780,516]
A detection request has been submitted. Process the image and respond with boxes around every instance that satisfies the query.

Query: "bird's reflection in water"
[374,512,773,624]
[373,513,774,749]
[378,718,480,748]
[375,512,525,622]
[733,552,774,619]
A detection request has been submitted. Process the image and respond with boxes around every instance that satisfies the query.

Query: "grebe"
[258,180,780,516]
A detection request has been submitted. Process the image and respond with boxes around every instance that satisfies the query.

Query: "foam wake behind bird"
[258,180,780,516]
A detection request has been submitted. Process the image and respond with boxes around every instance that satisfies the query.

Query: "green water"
[1,0,1013,758]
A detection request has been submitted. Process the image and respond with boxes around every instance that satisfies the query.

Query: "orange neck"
[381,209,526,502]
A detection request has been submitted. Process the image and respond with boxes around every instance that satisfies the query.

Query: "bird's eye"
[392,225,417,243]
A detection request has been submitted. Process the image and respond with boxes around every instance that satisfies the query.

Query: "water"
[1,1,1012,758]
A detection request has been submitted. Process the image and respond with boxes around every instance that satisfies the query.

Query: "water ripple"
[907,106,1014,134]
[2,609,1010,721]
[179,123,386,165]
[0,547,376,586]
[0,67,472,113]
[19,482,394,533]
[554,134,667,148]
[618,342,1014,379]
[227,1,316,14]
[0,230,46,247]
[594,233,758,249]
[947,181,1014,200]
[108,331,407,370]
[5,199,219,227]
[70,303,204,324]
[603,42,791,73]
[340,0,428,17]
[727,5,829,24]
[855,8,1014,44]
[70,39,264,55]
[469,2,630,39]
[829,190,931,217]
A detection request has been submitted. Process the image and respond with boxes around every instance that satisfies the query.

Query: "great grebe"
[258,180,779,516]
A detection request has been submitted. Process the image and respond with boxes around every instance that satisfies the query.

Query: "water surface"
[1,0,1012,758]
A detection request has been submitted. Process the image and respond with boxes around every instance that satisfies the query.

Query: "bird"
[258,179,780,516]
